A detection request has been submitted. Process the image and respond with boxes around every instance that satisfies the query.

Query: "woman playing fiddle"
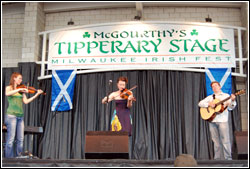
[102,76,135,136]
[5,72,43,158]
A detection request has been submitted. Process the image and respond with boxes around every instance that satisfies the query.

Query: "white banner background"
[48,22,235,69]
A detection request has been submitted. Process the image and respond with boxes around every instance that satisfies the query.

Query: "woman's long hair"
[9,72,22,89]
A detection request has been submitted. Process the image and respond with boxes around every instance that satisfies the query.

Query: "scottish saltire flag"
[51,70,76,111]
[205,68,232,96]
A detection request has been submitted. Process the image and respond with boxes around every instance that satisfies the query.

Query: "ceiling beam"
[43,2,244,13]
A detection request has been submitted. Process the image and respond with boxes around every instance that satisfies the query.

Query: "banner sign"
[48,22,235,69]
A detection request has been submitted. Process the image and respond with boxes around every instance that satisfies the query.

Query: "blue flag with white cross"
[51,70,76,111]
[205,68,232,96]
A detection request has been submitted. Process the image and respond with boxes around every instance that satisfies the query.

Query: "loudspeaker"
[235,131,248,159]
[85,131,129,159]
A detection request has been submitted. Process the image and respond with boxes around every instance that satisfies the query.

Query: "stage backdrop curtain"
[2,63,242,160]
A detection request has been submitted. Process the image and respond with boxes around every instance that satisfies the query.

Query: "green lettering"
[216,57,221,61]
[111,31,118,38]
[152,57,158,62]
[123,41,137,53]
[150,39,162,52]
[195,56,201,61]
[141,40,150,53]
[54,42,66,55]
[131,31,139,38]
[100,41,109,54]
[87,41,98,54]
[167,29,175,37]
[179,39,192,52]
[94,32,104,38]
[137,41,142,53]
[111,58,116,62]
[100,58,106,63]
[120,31,129,38]
[90,58,96,63]
[52,59,59,64]
[225,56,231,61]
[74,42,85,54]
[179,57,186,61]
[205,39,216,52]
[219,39,229,52]
[121,58,126,62]
[111,41,124,53]
[180,30,186,37]
[169,40,179,52]
[169,57,175,62]
[68,42,71,54]
[78,59,87,63]
[191,40,205,52]
[205,57,211,61]
[105,33,110,38]
[143,31,149,38]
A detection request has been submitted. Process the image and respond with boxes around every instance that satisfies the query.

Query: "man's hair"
[210,81,221,87]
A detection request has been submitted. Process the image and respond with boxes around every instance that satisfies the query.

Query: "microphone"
[109,80,112,85]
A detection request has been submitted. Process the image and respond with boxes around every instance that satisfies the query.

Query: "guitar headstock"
[235,89,246,96]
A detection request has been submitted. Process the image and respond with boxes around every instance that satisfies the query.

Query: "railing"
[37,21,247,80]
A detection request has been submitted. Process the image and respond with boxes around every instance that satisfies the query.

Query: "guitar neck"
[214,90,245,106]
[215,96,231,106]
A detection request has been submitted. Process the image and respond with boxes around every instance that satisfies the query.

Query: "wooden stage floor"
[2,158,248,167]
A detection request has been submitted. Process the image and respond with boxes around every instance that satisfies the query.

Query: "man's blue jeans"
[209,122,232,160]
[5,114,24,158]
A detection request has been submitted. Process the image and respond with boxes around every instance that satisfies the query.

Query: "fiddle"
[17,84,46,95]
[120,85,137,101]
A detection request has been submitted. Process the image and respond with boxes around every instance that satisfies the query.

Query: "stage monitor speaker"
[85,131,129,159]
[235,131,248,159]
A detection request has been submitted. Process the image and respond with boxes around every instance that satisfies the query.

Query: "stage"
[2,158,248,167]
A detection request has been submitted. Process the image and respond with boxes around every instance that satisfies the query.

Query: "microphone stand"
[52,95,65,117]
[105,80,112,131]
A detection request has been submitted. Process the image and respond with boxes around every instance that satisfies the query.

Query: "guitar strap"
[213,94,216,100]
[213,93,228,112]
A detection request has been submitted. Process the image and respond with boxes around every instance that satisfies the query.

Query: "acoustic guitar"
[200,89,245,121]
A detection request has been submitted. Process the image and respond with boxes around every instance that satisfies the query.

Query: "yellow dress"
[111,115,122,131]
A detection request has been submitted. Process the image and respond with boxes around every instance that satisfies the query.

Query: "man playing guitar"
[198,81,236,160]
